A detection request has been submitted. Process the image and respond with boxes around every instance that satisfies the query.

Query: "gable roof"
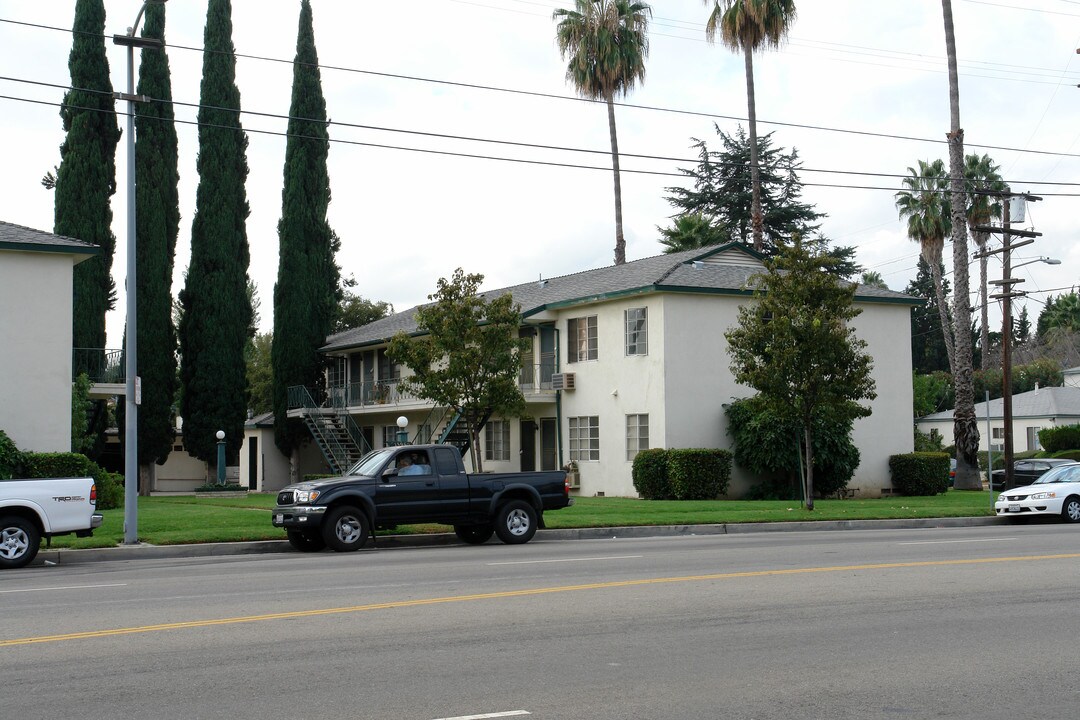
[919,385,1080,422]
[323,242,919,352]
[0,220,99,259]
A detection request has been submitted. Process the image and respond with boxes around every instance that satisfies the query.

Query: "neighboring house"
[240,412,326,493]
[289,243,919,498]
[916,385,1080,454]
[0,221,97,453]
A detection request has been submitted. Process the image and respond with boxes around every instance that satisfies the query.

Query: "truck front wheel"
[0,515,40,570]
[494,501,537,545]
[322,506,370,552]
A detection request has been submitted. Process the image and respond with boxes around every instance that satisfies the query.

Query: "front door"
[520,420,536,472]
[247,436,258,490]
[540,417,558,471]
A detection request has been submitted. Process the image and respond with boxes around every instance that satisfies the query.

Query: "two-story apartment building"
[290,243,919,498]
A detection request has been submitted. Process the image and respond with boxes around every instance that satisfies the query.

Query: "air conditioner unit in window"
[567,472,581,489]
[551,372,576,391]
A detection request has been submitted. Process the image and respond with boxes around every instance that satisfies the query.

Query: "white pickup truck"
[0,477,103,569]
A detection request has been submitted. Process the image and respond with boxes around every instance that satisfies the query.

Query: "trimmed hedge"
[889,452,949,496]
[21,452,123,510]
[1039,424,1080,453]
[632,448,732,500]
[1050,449,1080,462]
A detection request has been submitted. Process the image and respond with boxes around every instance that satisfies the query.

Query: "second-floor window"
[625,307,647,355]
[485,420,511,461]
[569,416,599,462]
[567,315,598,363]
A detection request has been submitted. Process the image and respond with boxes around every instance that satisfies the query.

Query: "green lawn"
[47,489,1000,550]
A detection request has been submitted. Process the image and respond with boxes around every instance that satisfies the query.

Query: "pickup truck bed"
[1,477,103,569]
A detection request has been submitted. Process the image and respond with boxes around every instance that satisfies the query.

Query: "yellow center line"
[5,553,1078,647]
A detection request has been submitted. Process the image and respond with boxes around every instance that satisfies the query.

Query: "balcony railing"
[73,348,125,384]
[519,363,557,392]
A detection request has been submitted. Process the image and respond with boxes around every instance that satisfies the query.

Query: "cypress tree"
[178,0,252,469]
[134,3,180,483]
[272,0,340,468]
[55,0,120,355]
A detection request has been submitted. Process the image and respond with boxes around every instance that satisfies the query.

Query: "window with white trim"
[485,421,511,461]
[567,316,598,363]
[569,416,600,462]
[625,308,647,355]
[626,414,649,460]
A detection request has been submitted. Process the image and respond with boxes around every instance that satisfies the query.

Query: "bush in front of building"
[888,452,949,496]
[0,429,25,479]
[631,448,670,499]
[20,451,124,510]
[668,449,732,500]
[1038,424,1080,454]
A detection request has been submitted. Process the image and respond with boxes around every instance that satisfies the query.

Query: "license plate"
[274,513,283,524]
[1008,504,1021,513]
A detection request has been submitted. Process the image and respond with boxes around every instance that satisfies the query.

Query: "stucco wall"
[0,250,74,452]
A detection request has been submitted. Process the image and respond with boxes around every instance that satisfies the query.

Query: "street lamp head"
[216,430,226,441]
[1043,258,1062,265]
[396,416,408,430]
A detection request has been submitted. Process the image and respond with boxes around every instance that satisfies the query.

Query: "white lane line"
[898,538,1017,545]
[0,583,127,595]
[486,555,643,566]
[429,712,530,720]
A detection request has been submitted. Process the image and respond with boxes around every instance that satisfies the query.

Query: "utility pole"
[975,192,1042,491]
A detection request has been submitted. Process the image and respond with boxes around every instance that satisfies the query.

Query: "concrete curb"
[34,516,1006,567]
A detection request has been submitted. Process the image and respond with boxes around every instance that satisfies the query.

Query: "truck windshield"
[348,449,394,477]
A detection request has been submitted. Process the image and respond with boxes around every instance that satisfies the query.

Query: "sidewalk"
[34,515,1006,567]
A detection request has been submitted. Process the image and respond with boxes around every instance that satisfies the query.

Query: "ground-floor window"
[626,414,649,460]
[569,416,600,462]
[485,420,511,461]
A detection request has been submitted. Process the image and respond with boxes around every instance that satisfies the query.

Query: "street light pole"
[113,0,167,545]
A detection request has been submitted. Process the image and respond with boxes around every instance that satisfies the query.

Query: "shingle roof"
[920,385,1080,421]
[322,242,919,352]
[0,220,99,256]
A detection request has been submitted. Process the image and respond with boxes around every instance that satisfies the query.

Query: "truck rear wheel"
[454,524,495,545]
[0,515,40,570]
[287,530,326,553]
[494,500,537,545]
[322,506,370,552]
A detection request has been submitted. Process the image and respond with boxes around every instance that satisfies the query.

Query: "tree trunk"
[465,414,482,473]
[976,231,990,370]
[290,446,299,486]
[138,461,155,497]
[942,0,981,490]
[928,255,957,374]
[743,45,764,252]
[803,424,814,511]
[605,93,626,266]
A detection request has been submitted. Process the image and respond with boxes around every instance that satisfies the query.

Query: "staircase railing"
[288,385,366,474]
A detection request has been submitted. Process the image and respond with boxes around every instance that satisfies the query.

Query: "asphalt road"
[2,523,1079,720]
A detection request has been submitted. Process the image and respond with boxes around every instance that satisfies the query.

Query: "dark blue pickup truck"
[272,444,573,553]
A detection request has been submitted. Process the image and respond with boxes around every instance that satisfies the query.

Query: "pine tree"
[55,0,120,356]
[178,0,252,470]
[133,2,180,486]
[272,0,341,468]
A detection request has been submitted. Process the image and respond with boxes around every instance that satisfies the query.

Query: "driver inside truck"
[397,452,431,476]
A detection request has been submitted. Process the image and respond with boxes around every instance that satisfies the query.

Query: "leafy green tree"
[905,258,952,374]
[1014,305,1031,345]
[1038,293,1080,338]
[388,269,528,473]
[55,0,120,357]
[913,371,953,418]
[71,373,94,454]
[133,2,180,485]
[704,0,797,250]
[272,0,340,470]
[335,291,393,333]
[247,332,273,416]
[963,153,1006,370]
[554,0,651,265]
[178,0,253,473]
[725,239,876,510]
[896,158,953,372]
[658,212,725,253]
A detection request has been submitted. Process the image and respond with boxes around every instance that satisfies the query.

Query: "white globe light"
[396,416,408,429]
[216,430,225,440]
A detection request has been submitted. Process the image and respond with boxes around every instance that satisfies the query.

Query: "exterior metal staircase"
[415,406,493,456]
[288,385,372,475]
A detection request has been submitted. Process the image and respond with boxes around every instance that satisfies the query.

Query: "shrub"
[1050,449,1080,462]
[913,428,945,452]
[20,451,123,510]
[98,473,124,510]
[632,448,670,500]
[889,452,950,496]
[0,429,25,479]
[1038,424,1080,453]
[667,449,732,500]
[195,483,246,493]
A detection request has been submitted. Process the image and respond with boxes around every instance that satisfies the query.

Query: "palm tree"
[554,0,651,265]
[658,212,725,253]
[859,270,888,290]
[963,153,1006,370]
[896,159,954,372]
[704,0,797,252]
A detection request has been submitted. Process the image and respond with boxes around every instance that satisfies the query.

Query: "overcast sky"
[2,0,1078,347]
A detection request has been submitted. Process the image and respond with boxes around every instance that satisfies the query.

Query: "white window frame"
[626,414,649,460]
[625,308,648,356]
[569,416,600,462]
[485,421,511,462]
[567,316,598,363]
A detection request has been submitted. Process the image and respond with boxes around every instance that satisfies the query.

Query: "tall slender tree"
[54,0,120,357]
[178,0,253,476]
[704,0,797,251]
[896,159,954,372]
[941,0,980,490]
[963,153,1006,370]
[272,0,340,480]
[133,2,180,493]
[554,0,651,265]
